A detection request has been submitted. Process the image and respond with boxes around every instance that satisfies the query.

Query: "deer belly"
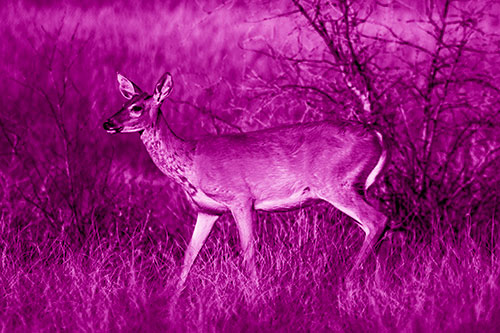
[254,187,313,211]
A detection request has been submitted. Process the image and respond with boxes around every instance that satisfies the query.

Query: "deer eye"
[130,105,143,117]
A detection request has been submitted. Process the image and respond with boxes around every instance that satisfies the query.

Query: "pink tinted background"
[1,0,500,331]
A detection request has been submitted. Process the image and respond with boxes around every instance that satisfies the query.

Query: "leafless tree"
[246,0,500,237]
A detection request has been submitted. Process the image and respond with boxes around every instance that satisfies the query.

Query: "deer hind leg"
[351,204,387,270]
[178,212,219,289]
[229,201,257,279]
[320,189,387,269]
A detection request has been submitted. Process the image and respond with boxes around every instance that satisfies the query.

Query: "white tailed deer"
[103,72,389,287]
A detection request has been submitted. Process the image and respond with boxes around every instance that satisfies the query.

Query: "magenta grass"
[1,0,500,331]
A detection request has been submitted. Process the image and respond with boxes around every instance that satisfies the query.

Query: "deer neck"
[140,112,196,193]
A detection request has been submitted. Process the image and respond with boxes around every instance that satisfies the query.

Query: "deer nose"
[103,120,114,131]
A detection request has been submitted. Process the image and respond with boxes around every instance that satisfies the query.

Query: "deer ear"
[153,72,173,104]
[117,73,142,99]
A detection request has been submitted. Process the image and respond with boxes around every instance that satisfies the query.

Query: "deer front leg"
[178,212,219,289]
[229,201,257,279]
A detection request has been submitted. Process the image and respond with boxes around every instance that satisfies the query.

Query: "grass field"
[1,0,500,331]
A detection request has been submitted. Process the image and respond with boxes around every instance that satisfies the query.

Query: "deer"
[103,72,389,288]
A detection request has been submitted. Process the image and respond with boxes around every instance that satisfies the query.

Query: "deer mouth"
[103,121,123,134]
